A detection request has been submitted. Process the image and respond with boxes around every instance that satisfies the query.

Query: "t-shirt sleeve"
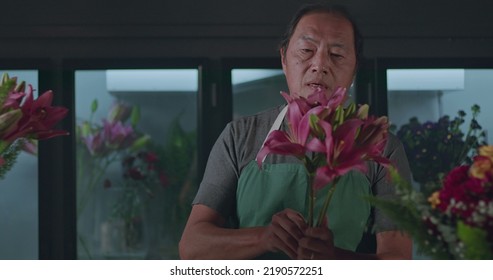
[192,123,239,220]
[371,133,413,232]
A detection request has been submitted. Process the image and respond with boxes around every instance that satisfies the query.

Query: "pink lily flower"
[2,92,25,110]
[355,116,391,165]
[309,115,390,190]
[102,119,135,150]
[82,131,108,156]
[308,86,347,109]
[3,86,68,143]
[256,87,349,168]
[256,90,333,167]
[309,118,367,190]
[256,101,311,167]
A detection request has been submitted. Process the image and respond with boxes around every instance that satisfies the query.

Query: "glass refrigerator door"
[75,69,199,259]
[0,70,39,260]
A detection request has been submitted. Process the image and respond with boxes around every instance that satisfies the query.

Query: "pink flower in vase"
[102,119,135,150]
[82,131,108,156]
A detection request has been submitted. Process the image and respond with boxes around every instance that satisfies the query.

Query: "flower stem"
[316,177,339,227]
[307,174,314,227]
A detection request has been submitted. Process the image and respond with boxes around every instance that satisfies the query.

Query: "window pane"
[387,69,492,144]
[0,70,39,260]
[232,69,287,119]
[387,68,493,259]
[75,69,198,259]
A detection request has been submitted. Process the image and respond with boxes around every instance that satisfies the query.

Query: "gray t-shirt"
[194,105,412,234]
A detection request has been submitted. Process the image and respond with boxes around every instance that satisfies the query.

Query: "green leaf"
[91,99,98,113]
[457,221,493,259]
[366,166,454,259]
[130,106,141,127]
[0,139,25,180]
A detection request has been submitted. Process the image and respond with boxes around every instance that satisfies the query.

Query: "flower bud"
[0,109,22,137]
[356,104,369,120]
[129,134,151,151]
[14,81,26,93]
[107,102,131,123]
[80,121,92,137]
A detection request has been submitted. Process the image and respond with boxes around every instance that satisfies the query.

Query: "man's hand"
[297,226,336,259]
[261,209,307,259]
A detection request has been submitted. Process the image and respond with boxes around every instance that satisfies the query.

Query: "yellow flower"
[469,155,493,180]
[428,191,440,209]
[478,145,493,162]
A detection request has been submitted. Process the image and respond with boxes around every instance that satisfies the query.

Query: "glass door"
[0,69,39,259]
[74,68,200,259]
[231,69,286,118]
[386,67,492,185]
[375,58,493,259]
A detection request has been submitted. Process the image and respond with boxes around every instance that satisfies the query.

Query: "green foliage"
[367,167,454,259]
[163,117,196,188]
[457,221,493,260]
[110,114,197,240]
[0,139,25,180]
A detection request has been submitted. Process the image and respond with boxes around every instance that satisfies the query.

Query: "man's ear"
[280,48,287,73]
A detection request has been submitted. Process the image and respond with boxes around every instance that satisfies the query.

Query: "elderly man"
[179,4,412,260]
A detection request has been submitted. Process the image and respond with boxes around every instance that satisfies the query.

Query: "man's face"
[281,12,357,98]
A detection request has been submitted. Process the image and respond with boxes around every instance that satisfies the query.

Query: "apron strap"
[259,105,287,163]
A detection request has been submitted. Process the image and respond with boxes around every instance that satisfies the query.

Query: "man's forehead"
[293,25,353,47]
[294,13,353,35]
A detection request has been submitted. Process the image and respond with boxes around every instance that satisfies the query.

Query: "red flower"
[127,167,145,180]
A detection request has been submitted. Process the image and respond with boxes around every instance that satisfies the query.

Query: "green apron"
[236,107,372,259]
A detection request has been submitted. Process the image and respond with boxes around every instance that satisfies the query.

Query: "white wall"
[442,70,492,144]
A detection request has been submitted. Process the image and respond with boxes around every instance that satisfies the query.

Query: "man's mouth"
[307,83,328,92]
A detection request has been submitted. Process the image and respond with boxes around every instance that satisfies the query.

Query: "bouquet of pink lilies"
[256,87,390,226]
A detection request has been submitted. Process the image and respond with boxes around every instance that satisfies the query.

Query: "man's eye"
[331,53,344,59]
[301,49,313,53]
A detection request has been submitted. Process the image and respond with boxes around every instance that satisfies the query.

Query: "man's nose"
[311,51,329,75]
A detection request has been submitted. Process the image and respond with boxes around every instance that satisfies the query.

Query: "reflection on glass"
[232,69,287,119]
[0,70,39,260]
[75,69,198,259]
